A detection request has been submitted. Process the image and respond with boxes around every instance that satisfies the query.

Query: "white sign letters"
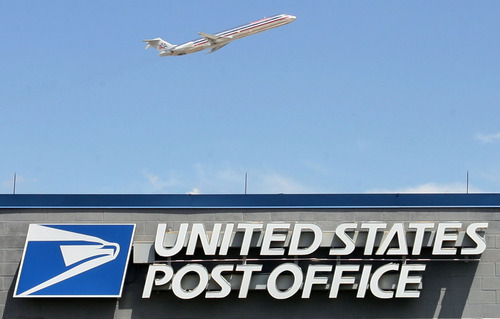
[142,222,488,300]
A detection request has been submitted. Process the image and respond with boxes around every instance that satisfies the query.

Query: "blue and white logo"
[14,224,135,298]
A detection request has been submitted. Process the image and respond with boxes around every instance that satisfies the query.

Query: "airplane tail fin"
[142,38,175,51]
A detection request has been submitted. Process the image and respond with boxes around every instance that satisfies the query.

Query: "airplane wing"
[198,32,232,45]
[208,43,229,54]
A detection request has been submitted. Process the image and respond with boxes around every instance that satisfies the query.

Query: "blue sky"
[1,1,500,194]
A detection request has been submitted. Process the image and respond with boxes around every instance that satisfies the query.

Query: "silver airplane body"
[143,14,296,56]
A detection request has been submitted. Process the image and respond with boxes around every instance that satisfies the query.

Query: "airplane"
[143,14,296,56]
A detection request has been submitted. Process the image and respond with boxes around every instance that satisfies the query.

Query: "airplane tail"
[142,38,175,51]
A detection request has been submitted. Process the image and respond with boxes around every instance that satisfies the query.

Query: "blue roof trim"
[1,194,500,208]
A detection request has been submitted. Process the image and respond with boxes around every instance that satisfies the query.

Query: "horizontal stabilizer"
[142,38,160,49]
[142,38,175,51]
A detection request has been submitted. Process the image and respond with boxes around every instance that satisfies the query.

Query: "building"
[1,194,499,318]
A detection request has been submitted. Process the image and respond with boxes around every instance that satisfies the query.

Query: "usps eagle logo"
[14,224,135,298]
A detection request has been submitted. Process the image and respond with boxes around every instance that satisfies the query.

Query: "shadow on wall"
[4,262,478,319]
[123,262,478,319]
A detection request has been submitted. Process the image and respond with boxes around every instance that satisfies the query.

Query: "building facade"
[1,194,499,318]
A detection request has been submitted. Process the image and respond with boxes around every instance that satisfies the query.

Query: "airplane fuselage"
[145,14,296,56]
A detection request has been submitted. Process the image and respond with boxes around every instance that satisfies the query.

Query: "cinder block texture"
[1,207,499,319]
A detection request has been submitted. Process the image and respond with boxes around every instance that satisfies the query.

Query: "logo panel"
[14,224,135,298]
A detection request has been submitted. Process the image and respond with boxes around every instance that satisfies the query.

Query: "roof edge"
[1,193,500,208]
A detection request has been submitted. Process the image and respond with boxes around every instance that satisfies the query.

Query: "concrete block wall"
[1,207,499,318]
